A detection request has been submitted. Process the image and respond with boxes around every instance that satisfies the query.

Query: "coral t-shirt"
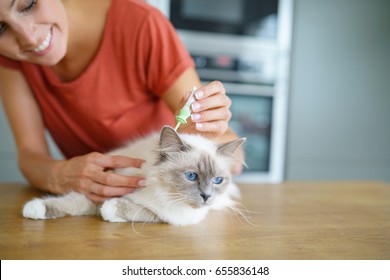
[0,0,194,158]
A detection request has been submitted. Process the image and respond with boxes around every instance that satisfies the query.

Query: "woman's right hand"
[50,152,146,203]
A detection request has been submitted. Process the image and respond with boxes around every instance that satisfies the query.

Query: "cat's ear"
[217,138,246,157]
[159,125,187,154]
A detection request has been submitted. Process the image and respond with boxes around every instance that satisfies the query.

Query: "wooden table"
[0,182,389,260]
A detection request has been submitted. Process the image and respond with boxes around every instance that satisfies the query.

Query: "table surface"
[0,181,389,260]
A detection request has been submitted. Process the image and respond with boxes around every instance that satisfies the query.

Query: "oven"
[147,0,293,183]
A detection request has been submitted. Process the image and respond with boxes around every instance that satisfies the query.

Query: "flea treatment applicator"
[175,86,197,131]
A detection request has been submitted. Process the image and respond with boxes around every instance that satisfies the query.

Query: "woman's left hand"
[179,80,232,139]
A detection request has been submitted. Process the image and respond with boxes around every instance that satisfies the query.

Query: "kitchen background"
[0,0,389,183]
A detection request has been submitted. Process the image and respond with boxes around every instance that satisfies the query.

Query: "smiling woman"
[0,0,241,203]
[0,0,68,65]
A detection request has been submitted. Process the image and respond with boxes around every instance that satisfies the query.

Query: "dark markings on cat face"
[196,153,218,198]
[156,147,231,208]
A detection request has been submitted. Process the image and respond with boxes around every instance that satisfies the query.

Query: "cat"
[22,125,245,226]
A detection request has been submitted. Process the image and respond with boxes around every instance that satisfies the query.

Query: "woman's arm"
[0,66,54,188]
[0,66,145,202]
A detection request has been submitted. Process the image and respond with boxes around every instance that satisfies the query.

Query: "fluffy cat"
[22,126,245,226]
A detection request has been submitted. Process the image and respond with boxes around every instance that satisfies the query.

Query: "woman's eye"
[0,23,7,36]
[184,171,198,182]
[212,177,224,185]
[22,0,37,13]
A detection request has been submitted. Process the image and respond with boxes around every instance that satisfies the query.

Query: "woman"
[0,0,241,203]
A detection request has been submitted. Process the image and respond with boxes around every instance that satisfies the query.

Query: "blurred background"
[286,0,389,181]
[0,0,389,183]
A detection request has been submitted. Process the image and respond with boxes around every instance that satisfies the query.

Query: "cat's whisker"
[226,204,259,227]
[141,192,189,208]
[149,192,181,200]
[232,201,263,215]
[225,206,246,224]
[148,197,189,208]
[130,208,158,236]
[130,194,176,208]
[131,220,144,236]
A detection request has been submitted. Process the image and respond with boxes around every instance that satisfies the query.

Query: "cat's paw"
[101,199,126,222]
[23,199,47,220]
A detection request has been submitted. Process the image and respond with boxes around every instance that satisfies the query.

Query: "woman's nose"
[13,22,38,47]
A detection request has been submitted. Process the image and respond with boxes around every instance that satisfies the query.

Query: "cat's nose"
[200,192,211,202]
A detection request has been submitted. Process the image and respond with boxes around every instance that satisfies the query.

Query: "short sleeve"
[0,55,21,70]
[137,8,195,96]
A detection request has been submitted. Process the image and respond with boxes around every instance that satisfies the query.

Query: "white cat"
[23,126,245,226]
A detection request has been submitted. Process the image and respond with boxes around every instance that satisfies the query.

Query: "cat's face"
[153,126,245,208]
[161,149,231,208]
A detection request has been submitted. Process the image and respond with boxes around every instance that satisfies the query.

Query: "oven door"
[221,82,285,183]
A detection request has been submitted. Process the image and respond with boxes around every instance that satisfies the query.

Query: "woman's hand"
[50,152,145,203]
[163,70,244,175]
[178,80,232,139]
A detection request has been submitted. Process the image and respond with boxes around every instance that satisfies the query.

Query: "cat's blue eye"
[184,171,198,181]
[212,177,224,185]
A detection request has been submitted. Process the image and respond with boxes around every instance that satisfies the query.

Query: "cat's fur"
[23,126,245,226]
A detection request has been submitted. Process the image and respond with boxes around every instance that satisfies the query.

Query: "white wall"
[286,0,390,181]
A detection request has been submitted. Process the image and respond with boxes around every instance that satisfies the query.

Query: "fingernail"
[191,113,200,121]
[138,179,146,187]
[196,123,203,129]
[195,90,204,99]
[191,102,201,112]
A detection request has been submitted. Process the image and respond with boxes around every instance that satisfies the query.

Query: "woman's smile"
[31,28,53,55]
[33,28,52,52]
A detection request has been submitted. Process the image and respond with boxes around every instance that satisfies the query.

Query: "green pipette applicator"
[175,86,197,131]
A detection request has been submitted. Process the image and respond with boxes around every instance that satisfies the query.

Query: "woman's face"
[0,0,68,66]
